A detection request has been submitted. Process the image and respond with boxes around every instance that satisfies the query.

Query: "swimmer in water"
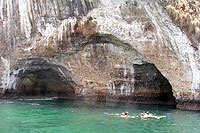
[140,111,168,119]
[120,111,128,116]
[104,111,135,119]
[119,111,130,119]
[107,111,130,119]
[125,112,129,117]
[140,111,153,117]
[140,111,153,120]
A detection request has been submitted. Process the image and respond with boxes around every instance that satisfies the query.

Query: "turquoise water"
[0,99,199,133]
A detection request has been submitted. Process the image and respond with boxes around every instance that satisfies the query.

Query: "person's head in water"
[146,111,149,115]
[125,111,129,116]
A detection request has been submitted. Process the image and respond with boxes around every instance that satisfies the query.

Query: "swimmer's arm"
[150,116,160,119]
[151,116,166,119]
[107,114,120,116]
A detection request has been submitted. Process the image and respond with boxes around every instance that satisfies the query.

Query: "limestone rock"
[0,0,199,109]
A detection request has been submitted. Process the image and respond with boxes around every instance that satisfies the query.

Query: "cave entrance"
[131,63,176,105]
[14,58,76,98]
[78,34,176,105]
[10,33,176,105]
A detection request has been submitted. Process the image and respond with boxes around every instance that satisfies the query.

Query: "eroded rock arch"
[0,0,199,109]
[4,58,76,98]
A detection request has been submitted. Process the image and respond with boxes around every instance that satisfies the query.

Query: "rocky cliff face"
[0,0,199,110]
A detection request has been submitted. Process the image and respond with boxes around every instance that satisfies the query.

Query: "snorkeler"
[140,111,153,120]
[120,111,128,116]
[104,111,170,119]
[125,112,129,117]
[119,111,129,118]
[104,111,134,118]
[119,111,136,119]
[140,111,169,119]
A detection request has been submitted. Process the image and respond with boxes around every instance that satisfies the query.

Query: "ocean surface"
[0,99,199,133]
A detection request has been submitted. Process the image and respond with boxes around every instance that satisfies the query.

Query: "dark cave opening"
[14,58,76,98]
[10,57,176,105]
[131,63,176,105]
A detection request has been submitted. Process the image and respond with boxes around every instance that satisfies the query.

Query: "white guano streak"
[1,57,21,90]
[58,67,67,80]
[91,0,199,93]
[144,1,200,93]
[1,57,10,89]
[0,0,4,20]
[18,0,32,38]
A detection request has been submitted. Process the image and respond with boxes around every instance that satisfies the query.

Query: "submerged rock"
[0,0,199,109]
